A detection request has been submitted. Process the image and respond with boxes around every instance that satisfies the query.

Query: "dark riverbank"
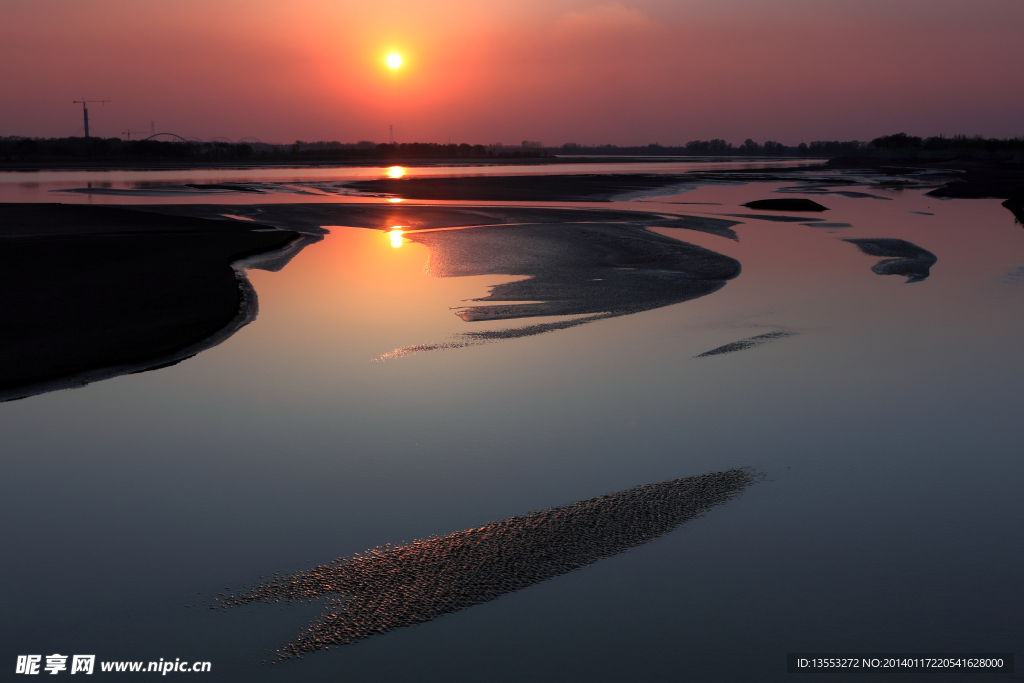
[927,166,1024,200]
[0,203,301,401]
[826,156,1024,200]
[1003,188,1024,222]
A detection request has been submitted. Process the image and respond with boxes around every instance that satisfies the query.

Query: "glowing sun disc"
[388,166,405,178]
[387,53,402,69]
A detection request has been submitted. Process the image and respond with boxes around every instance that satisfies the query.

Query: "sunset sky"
[2,0,1022,146]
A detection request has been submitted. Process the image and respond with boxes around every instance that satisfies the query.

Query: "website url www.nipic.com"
[16,655,212,675]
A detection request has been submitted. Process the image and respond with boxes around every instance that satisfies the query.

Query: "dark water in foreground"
[1,164,1022,681]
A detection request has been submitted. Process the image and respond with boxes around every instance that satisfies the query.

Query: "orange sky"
[2,0,1022,145]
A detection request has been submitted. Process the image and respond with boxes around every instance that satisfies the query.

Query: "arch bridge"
[141,134,264,144]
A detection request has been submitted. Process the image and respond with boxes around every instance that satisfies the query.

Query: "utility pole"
[72,99,110,138]
[151,121,155,136]
[389,124,394,145]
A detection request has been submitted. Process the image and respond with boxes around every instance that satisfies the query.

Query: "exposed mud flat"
[342,174,695,202]
[159,203,742,241]
[843,238,937,283]
[0,201,744,396]
[340,169,857,203]
[218,468,758,661]
[823,157,1024,213]
[741,198,829,212]
[164,203,744,350]
[823,191,890,200]
[719,213,824,223]
[695,331,798,357]
[414,220,740,324]
[0,203,303,401]
[925,167,1024,200]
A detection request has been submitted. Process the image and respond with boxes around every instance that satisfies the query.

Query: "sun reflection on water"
[388,198,403,203]
[387,166,405,179]
[389,228,404,248]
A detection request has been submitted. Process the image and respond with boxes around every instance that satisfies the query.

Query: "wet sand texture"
[741,199,828,212]
[338,166,895,203]
[843,238,937,283]
[828,191,890,200]
[342,173,693,201]
[220,468,757,661]
[415,221,740,325]
[695,331,797,357]
[162,203,741,241]
[161,203,742,348]
[0,204,300,401]
[719,213,824,223]
[63,168,831,200]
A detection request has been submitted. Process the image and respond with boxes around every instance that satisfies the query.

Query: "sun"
[387,53,402,69]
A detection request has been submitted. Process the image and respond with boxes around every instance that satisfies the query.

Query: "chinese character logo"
[70,656,95,675]
[17,654,95,675]
[16,655,42,675]
[44,654,68,675]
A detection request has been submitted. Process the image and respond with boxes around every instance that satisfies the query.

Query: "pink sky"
[2,0,1022,146]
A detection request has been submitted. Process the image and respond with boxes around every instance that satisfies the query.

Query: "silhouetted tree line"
[3,134,1021,164]
[548,135,1024,158]
[801,140,866,156]
[0,137,548,164]
[870,133,1024,152]
[554,139,846,156]
[280,142,547,160]
[0,136,253,162]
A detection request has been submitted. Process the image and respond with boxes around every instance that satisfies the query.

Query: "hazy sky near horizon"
[2,0,1022,146]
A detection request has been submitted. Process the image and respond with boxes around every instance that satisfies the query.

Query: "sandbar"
[0,203,302,401]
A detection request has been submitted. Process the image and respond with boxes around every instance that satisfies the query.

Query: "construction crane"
[121,129,146,141]
[72,99,110,138]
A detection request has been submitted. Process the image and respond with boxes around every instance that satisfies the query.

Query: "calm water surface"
[0,158,818,203]
[1,163,1021,681]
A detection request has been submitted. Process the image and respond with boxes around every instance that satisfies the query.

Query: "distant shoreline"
[825,156,1024,200]
[0,155,825,173]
